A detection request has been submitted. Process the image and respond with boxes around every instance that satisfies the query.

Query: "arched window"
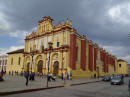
[11,58,13,65]
[119,64,121,67]
[18,57,21,65]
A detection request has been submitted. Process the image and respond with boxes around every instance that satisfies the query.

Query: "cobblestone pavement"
[2,77,130,97]
[0,75,101,92]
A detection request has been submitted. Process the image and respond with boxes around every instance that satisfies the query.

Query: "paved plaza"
[1,76,130,97]
[0,75,101,92]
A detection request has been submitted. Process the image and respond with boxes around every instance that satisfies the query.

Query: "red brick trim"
[80,40,86,71]
[69,34,76,70]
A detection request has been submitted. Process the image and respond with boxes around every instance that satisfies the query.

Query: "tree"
[128,34,130,39]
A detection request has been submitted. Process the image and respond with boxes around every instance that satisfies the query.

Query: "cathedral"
[6,16,118,78]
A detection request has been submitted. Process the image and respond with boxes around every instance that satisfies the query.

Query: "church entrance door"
[53,61,59,75]
[37,60,43,73]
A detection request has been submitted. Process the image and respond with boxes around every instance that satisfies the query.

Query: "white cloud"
[0,45,24,55]
[120,55,130,63]
[0,12,10,32]
[8,27,36,38]
[8,46,24,52]
[108,3,130,24]
[102,45,124,54]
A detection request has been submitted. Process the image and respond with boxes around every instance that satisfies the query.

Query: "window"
[57,42,60,47]
[18,57,21,65]
[30,47,32,52]
[119,64,121,67]
[41,45,44,53]
[33,45,36,50]
[11,58,13,65]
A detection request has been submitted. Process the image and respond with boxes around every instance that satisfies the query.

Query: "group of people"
[47,73,56,82]
[9,71,19,76]
[0,71,4,81]
[23,71,72,86]
[61,72,72,80]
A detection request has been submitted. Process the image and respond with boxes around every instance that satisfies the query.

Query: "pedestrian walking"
[69,71,72,80]
[50,73,55,82]
[65,72,68,80]
[0,72,4,81]
[29,72,32,80]
[128,79,130,91]
[39,72,43,78]
[31,72,35,81]
[61,72,64,80]
[47,72,51,82]
[24,71,29,86]
[67,72,69,80]
[11,71,13,76]
[9,71,11,75]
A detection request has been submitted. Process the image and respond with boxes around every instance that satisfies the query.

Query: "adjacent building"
[6,49,24,74]
[6,16,119,78]
[128,64,130,74]
[116,59,128,75]
[0,55,8,72]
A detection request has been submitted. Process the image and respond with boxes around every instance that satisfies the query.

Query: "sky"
[0,0,130,63]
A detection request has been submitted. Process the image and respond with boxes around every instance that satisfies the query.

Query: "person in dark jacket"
[31,72,35,81]
[24,71,29,86]
[128,79,130,91]
[61,72,63,80]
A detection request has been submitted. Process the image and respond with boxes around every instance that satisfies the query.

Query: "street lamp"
[31,53,34,73]
[47,42,53,87]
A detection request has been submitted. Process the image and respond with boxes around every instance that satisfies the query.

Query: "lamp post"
[31,53,34,73]
[47,42,53,87]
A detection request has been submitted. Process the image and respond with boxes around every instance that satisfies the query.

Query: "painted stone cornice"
[24,45,69,55]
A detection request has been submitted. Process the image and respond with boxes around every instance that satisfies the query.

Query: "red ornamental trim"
[80,40,86,71]
[94,48,97,71]
[69,34,76,70]
[89,45,93,71]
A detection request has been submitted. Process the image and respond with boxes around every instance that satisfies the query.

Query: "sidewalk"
[0,75,102,95]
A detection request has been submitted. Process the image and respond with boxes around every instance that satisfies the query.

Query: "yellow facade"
[24,16,72,76]
[6,49,24,74]
[6,16,128,78]
[116,59,128,74]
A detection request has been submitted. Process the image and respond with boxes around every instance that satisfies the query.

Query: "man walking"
[24,71,29,86]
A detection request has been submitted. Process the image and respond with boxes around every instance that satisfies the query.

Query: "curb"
[0,80,102,96]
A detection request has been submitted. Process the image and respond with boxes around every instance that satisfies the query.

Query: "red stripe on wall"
[80,40,86,71]
[94,48,97,71]
[89,45,93,71]
[69,34,76,70]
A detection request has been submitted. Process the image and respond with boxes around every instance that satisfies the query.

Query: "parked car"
[110,75,115,80]
[102,76,111,81]
[117,74,124,79]
[111,77,124,85]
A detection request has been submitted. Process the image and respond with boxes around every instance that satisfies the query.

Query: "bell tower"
[37,16,54,34]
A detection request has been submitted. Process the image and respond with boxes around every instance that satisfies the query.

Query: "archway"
[37,60,43,73]
[53,61,59,75]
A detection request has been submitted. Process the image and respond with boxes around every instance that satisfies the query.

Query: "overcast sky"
[0,0,130,63]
